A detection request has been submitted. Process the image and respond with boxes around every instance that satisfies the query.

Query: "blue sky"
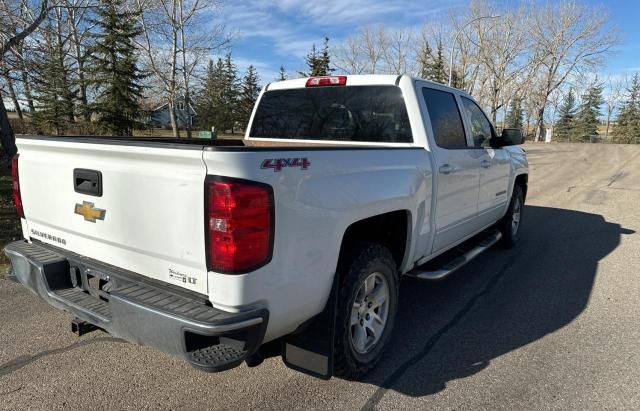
[597,0,640,74]
[221,0,639,84]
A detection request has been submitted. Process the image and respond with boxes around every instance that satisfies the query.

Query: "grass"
[0,174,22,277]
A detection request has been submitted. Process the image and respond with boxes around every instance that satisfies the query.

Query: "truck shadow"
[362,205,634,401]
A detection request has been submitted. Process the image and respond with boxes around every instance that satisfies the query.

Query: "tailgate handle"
[74,169,103,197]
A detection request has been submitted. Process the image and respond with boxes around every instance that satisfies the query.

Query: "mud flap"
[282,274,339,379]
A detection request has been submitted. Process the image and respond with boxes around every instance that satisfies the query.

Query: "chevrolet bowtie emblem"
[74,201,106,223]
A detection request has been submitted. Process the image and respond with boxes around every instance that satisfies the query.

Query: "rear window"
[422,88,467,149]
[249,86,413,143]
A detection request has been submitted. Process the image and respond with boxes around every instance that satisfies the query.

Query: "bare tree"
[529,1,617,141]
[0,0,52,162]
[382,27,414,75]
[334,25,388,75]
[63,0,94,121]
[177,0,226,137]
[603,74,624,141]
[333,33,367,75]
[468,1,530,123]
[364,26,386,74]
[135,0,227,138]
[1,60,23,119]
[543,87,565,141]
[446,10,480,92]
[136,0,181,137]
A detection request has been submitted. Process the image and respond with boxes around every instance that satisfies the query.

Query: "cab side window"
[422,88,467,149]
[461,97,494,148]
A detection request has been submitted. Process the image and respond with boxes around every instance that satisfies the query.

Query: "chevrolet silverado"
[4,75,528,379]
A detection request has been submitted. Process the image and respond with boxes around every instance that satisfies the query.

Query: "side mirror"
[499,128,524,146]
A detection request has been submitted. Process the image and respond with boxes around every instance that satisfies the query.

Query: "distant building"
[146,97,197,129]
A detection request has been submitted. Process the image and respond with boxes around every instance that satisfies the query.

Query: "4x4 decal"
[261,158,311,172]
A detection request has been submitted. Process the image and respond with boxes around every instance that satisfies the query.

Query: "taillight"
[205,177,274,274]
[11,154,24,218]
[305,76,347,87]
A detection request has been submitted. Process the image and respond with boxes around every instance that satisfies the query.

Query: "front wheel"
[499,185,524,248]
[333,243,398,379]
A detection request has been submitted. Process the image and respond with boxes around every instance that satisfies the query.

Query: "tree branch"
[0,0,50,59]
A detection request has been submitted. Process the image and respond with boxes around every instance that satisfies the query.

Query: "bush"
[8,118,34,135]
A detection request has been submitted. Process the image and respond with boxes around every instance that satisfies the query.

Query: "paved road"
[1,143,639,410]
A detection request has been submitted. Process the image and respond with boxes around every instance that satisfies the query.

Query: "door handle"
[439,164,453,175]
[481,160,491,169]
[74,168,103,196]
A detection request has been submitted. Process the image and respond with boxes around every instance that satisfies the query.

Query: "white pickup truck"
[5,75,528,379]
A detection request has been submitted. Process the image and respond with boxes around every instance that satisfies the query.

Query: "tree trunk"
[169,100,180,138]
[169,6,179,138]
[54,8,74,124]
[77,63,89,121]
[72,43,89,121]
[178,0,192,138]
[534,106,545,142]
[6,73,23,120]
[68,7,90,121]
[21,70,35,113]
[491,83,499,125]
[184,91,192,139]
[0,96,17,166]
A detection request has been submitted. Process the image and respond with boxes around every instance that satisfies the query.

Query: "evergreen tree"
[432,41,448,84]
[319,37,332,75]
[196,59,222,131]
[300,43,318,77]
[237,65,260,131]
[32,26,77,135]
[574,79,604,141]
[222,54,240,133]
[505,98,524,129]
[278,65,287,81]
[196,54,241,134]
[300,37,334,76]
[418,41,434,79]
[418,40,447,85]
[89,0,144,136]
[554,88,577,142]
[451,69,463,89]
[613,73,640,143]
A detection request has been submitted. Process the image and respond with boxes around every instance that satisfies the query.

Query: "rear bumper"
[4,240,268,372]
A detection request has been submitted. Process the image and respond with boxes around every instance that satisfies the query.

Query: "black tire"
[499,185,524,248]
[333,242,399,380]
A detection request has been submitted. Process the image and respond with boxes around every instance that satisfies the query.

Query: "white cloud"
[223,0,454,58]
[250,0,447,26]
[219,0,463,80]
[223,3,320,58]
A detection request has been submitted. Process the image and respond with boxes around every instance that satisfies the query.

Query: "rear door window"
[250,86,413,143]
[422,88,467,149]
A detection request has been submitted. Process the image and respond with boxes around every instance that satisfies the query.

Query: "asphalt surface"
[1,143,640,410]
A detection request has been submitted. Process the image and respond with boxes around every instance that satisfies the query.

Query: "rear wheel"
[334,243,398,379]
[499,185,524,248]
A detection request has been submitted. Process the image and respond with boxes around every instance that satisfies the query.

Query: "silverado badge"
[74,201,106,223]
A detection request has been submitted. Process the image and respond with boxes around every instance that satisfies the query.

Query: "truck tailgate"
[16,138,209,295]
